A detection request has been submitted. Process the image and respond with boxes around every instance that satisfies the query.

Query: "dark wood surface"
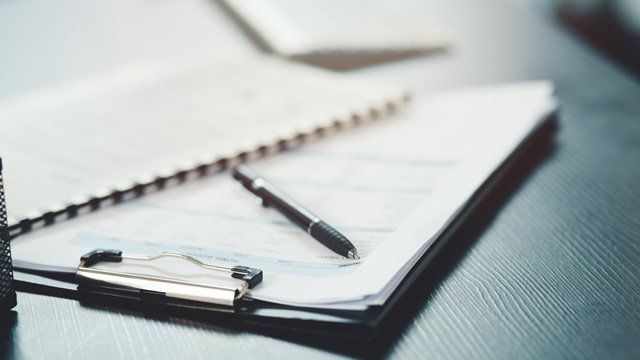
[1,0,640,358]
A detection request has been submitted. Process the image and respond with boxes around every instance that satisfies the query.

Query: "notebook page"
[10,81,555,309]
[0,57,402,219]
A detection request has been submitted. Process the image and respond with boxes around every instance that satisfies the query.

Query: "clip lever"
[77,249,263,307]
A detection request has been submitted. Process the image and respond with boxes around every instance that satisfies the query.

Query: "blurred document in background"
[219,0,448,70]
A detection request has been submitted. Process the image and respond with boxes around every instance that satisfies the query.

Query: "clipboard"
[12,113,557,341]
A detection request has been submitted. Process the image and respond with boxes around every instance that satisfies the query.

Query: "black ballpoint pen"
[232,165,361,260]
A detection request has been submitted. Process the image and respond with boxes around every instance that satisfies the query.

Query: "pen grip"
[309,221,355,257]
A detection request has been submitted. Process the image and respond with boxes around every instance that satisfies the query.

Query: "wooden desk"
[1,0,639,358]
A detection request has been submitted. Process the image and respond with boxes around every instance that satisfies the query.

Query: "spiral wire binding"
[6,93,410,239]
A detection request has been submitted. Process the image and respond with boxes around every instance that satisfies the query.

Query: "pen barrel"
[259,184,316,227]
[309,221,355,257]
[232,165,358,259]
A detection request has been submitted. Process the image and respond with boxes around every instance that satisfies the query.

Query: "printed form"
[11,82,555,309]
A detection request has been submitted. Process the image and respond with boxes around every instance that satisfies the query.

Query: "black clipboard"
[12,114,557,343]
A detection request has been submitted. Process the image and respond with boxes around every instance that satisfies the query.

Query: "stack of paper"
[10,81,555,310]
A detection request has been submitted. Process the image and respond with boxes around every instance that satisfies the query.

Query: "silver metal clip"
[76,249,263,307]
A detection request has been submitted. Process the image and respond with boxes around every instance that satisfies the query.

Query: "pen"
[232,165,360,260]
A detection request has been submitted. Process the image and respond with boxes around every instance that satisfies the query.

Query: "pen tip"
[348,250,361,260]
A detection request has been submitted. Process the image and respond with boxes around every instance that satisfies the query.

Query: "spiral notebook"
[0,56,407,239]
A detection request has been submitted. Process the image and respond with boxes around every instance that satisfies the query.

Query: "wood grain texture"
[1,0,640,359]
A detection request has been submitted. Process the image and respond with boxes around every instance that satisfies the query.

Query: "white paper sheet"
[10,81,555,309]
